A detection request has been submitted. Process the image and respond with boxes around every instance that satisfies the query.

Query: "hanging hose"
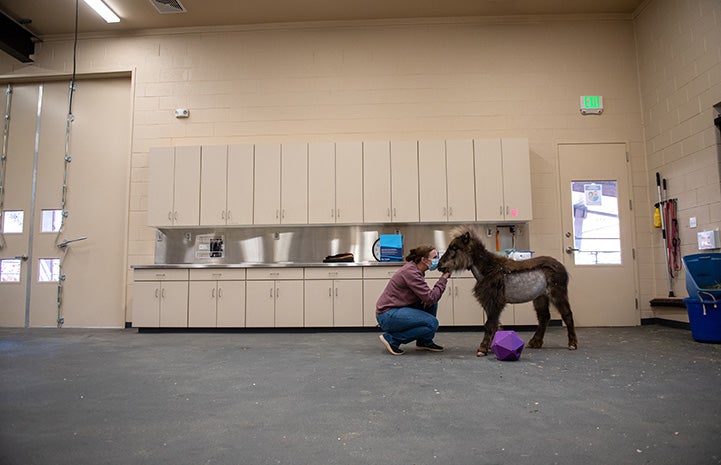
[0,85,12,249]
[55,0,80,328]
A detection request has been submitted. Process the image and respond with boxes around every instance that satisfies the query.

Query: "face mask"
[428,257,439,271]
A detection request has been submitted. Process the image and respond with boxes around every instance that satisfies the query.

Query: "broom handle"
[656,172,674,297]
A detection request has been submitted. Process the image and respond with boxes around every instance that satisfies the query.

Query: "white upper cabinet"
[200,145,227,226]
[309,141,363,224]
[474,138,532,222]
[148,146,200,227]
[418,139,476,222]
[253,142,308,225]
[280,142,308,224]
[499,138,532,222]
[226,144,254,225]
[363,140,392,223]
[333,141,363,224]
[308,142,336,224]
[445,139,476,222]
[253,143,282,224]
[390,140,420,223]
[150,136,531,228]
[418,140,447,222]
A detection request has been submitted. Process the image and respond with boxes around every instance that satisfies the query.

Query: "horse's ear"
[461,231,471,243]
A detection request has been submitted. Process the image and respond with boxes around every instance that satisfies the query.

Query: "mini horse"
[437,226,578,356]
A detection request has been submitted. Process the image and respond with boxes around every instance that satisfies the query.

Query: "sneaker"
[379,334,404,355]
[416,342,444,352]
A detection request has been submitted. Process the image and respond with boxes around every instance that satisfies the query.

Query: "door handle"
[566,246,579,254]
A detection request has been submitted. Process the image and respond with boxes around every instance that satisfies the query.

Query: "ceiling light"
[82,0,120,23]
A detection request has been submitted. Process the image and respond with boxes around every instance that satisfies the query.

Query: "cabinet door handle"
[393,208,397,218]
[335,288,338,297]
[276,209,280,219]
[506,206,509,215]
[449,206,453,217]
[442,207,447,218]
[329,288,332,297]
[386,208,391,218]
[269,288,274,298]
[330,209,334,219]
[221,210,225,220]
[174,211,179,221]
[212,288,216,298]
[155,289,159,298]
[336,209,340,219]
[161,288,166,299]
[218,288,222,299]
[227,210,232,221]
[499,205,503,215]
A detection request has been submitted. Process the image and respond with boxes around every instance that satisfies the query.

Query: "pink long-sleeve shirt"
[375,261,448,316]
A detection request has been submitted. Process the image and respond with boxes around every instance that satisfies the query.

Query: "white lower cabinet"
[426,275,483,326]
[133,269,189,328]
[246,268,304,327]
[188,269,246,328]
[511,301,537,326]
[362,266,402,327]
[304,268,363,327]
[133,266,533,329]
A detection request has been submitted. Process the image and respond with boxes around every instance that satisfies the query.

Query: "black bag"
[323,253,354,263]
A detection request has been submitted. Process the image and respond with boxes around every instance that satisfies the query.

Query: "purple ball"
[490,330,525,361]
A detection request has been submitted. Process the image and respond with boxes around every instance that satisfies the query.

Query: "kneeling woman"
[376,245,451,355]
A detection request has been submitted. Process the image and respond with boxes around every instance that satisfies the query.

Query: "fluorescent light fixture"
[82,0,120,23]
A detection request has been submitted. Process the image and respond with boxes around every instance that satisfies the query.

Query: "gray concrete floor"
[1,325,720,465]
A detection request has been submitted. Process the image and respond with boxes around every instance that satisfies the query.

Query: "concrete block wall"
[1,15,653,319]
[634,0,721,318]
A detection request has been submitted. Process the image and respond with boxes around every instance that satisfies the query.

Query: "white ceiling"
[1,0,646,37]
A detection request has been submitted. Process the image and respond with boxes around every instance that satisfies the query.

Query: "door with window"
[558,143,638,326]
[0,79,130,327]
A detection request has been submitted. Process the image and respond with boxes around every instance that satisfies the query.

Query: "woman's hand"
[441,272,451,279]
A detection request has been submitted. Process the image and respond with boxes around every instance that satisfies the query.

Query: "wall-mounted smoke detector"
[149,0,187,14]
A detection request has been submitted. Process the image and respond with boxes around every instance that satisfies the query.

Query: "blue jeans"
[376,303,439,347]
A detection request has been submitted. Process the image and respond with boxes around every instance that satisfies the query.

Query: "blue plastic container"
[684,298,721,343]
[682,253,721,302]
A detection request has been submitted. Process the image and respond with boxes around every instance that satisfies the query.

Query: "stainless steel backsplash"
[154,224,529,264]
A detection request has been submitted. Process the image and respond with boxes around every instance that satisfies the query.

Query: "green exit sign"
[580,95,603,114]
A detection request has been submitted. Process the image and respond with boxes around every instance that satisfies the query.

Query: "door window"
[2,210,23,233]
[38,258,61,282]
[0,259,22,282]
[569,180,621,265]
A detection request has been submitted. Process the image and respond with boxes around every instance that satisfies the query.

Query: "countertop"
[132,261,403,269]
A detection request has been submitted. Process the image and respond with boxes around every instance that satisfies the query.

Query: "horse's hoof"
[527,339,543,349]
[568,343,578,350]
[476,350,487,357]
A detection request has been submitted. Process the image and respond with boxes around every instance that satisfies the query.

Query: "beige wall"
[1,2,716,322]
[635,0,721,319]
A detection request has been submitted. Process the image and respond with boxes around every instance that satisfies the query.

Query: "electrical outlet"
[486,228,493,237]
[690,217,697,228]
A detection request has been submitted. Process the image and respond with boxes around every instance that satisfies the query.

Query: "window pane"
[38,258,61,282]
[2,210,24,233]
[0,259,22,282]
[570,181,621,265]
[41,210,63,233]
